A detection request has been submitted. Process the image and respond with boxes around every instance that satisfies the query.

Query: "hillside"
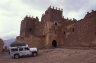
[4,38,16,48]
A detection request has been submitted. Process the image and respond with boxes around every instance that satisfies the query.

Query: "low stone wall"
[16,35,45,49]
[0,39,4,52]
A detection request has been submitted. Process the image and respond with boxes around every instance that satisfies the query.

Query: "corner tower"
[41,6,63,22]
[20,16,39,37]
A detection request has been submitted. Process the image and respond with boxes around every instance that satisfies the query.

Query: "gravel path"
[0,48,96,63]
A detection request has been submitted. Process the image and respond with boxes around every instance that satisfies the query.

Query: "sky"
[0,0,96,40]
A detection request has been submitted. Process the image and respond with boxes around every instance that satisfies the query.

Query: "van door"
[24,47,31,55]
[19,47,24,56]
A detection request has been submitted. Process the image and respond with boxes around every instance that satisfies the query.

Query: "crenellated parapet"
[41,6,63,23]
[44,6,63,15]
[22,15,39,22]
[84,10,96,18]
[47,6,63,12]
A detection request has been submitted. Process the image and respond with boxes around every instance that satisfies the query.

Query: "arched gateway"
[52,40,57,48]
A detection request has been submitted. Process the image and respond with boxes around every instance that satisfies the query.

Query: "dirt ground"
[0,48,96,63]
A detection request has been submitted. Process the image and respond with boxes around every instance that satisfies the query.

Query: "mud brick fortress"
[17,6,96,49]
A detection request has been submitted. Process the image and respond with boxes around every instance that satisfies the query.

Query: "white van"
[9,43,38,59]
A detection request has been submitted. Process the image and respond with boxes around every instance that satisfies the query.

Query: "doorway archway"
[52,40,57,48]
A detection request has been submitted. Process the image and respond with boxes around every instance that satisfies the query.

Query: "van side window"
[19,48,23,51]
[25,47,29,50]
[11,48,18,52]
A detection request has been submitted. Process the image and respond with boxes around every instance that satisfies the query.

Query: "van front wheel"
[32,52,37,57]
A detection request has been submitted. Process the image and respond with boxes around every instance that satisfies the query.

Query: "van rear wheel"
[14,54,20,59]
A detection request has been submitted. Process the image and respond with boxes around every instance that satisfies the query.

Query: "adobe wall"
[18,6,96,49]
[17,35,45,49]
[76,11,96,47]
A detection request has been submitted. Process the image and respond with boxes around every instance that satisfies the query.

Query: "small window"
[25,47,29,50]
[21,37,24,39]
[29,28,32,32]
[55,22,57,26]
[95,32,96,35]
[72,28,74,32]
[64,31,65,34]
[19,48,23,51]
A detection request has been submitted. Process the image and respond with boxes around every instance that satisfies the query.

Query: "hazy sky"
[0,0,96,40]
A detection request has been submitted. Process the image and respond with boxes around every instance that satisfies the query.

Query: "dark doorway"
[52,40,57,48]
[29,28,32,32]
